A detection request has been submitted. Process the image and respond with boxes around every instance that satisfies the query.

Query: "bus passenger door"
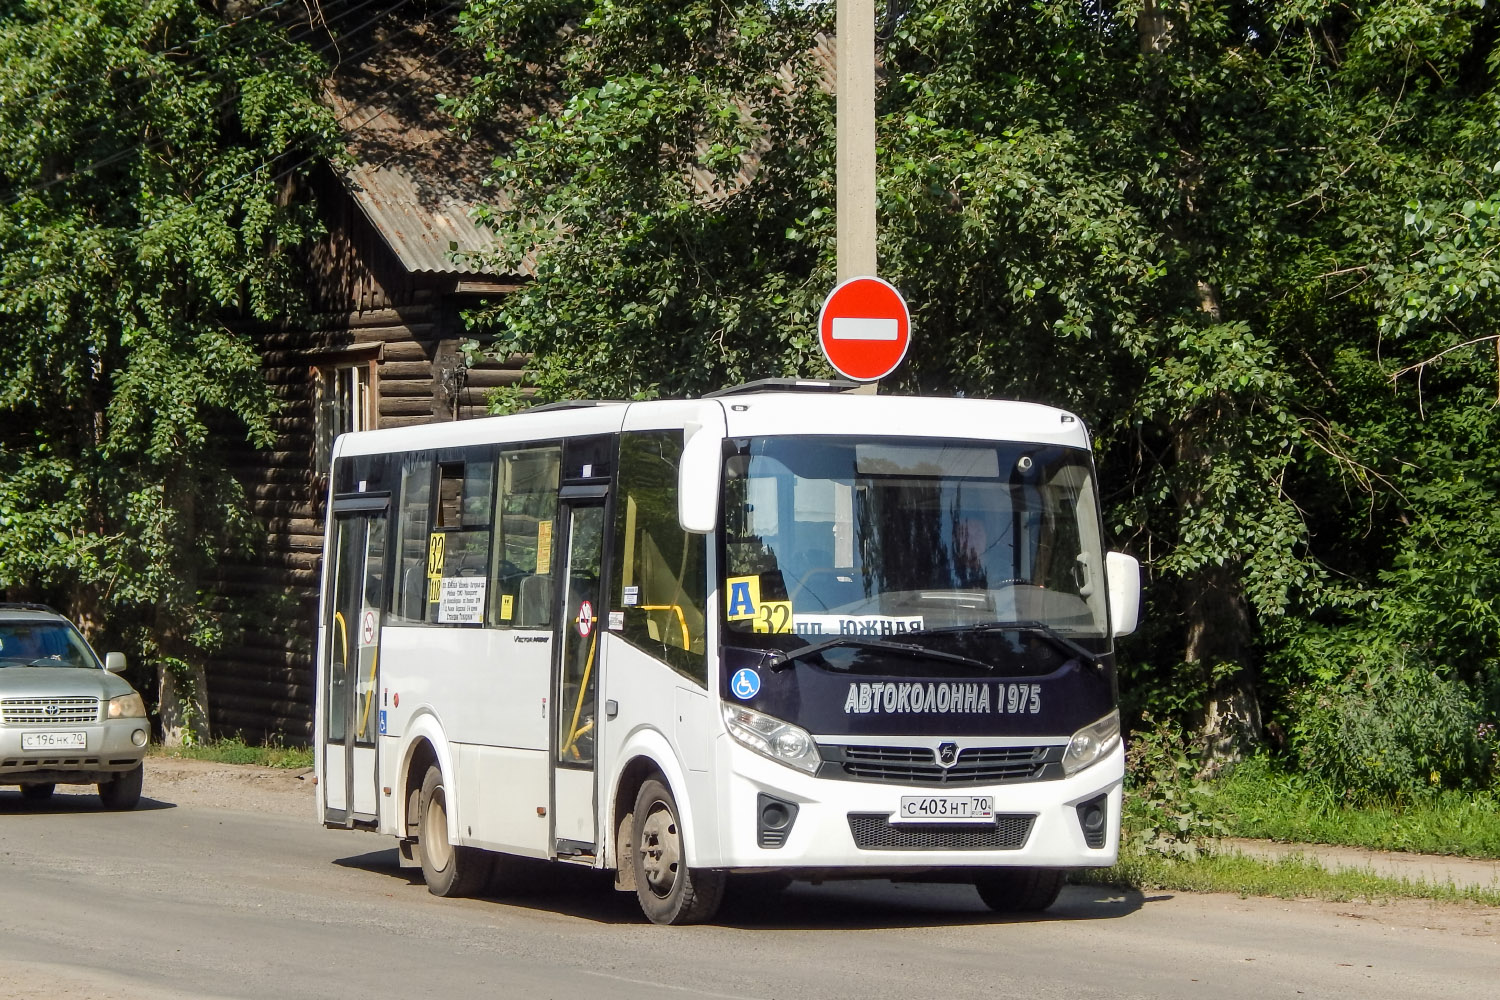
[553,496,606,854]
[322,499,387,828]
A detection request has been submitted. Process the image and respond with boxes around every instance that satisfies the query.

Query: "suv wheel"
[20,783,55,802]
[98,763,144,810]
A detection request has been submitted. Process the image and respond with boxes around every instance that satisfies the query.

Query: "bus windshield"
[721,436,1109,645]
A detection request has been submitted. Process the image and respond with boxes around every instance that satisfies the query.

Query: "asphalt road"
[0,764,1496,1000]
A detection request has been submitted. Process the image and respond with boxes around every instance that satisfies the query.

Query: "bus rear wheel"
[974,867,1066,913]
[631,778,724,925]
[418,765,490,897]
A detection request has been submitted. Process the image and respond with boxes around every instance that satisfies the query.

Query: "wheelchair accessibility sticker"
[730,668,761,700]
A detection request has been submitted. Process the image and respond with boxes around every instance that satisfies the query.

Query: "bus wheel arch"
[611,755,666,892]
[402,738,439,838]
[416,762,491,897]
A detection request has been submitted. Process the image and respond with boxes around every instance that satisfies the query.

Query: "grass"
[1085,847,1500,907]
[148,736,313,770]
[1214,754,1500,859]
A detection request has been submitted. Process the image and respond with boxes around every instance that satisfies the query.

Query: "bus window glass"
[722,437,1108,643]
[614,431,707,684]
[390,455,433,623]
[490,446,562,627]
[427,458,494,625]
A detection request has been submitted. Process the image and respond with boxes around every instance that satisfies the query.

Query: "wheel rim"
[423,788,453,873]
[638,798,681,899]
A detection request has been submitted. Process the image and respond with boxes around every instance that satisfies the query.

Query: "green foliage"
[1286,658,1488,803]
[0,2,339,674]
[1093,847,1500,907]
[1219,754,1500,857]
[450,0,1500,794]
[150,735,314,769]
[1123,714,1230,858]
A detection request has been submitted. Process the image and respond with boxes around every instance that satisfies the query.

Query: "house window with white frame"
[313,351,378,475]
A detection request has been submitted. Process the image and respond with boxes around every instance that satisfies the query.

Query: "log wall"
[204,170,522,743]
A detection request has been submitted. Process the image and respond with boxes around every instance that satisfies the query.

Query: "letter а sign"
[818,276,911,382]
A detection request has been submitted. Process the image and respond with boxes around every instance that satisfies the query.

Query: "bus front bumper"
[708,737,1124,872]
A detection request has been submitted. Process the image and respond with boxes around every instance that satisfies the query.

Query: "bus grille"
[833,744,1057,785]
[846,813,1035,851]
[1,697,101,725]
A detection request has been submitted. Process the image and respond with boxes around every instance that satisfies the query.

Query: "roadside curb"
[1222,837,1500,891]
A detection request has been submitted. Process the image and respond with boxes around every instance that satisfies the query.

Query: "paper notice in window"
[438,577,487,624]
[536,521,553,572]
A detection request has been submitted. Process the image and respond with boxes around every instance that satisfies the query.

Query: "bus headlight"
[1062,709,1121,775]
[722,703,822,774]
[107,692,147,719]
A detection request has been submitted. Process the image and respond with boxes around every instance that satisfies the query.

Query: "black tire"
[98,764,143,811]
[631,778,725,925]
[417,765,491,897]
[20,783,55,802]
[974,867,1066,913]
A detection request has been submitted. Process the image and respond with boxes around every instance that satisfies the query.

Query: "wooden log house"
[203,12,524,741]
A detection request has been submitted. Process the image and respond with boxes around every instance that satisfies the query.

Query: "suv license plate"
[22,732,87,751]
[895,795,994,823]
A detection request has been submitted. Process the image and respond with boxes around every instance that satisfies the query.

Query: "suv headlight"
[722,703,822,774]
[1062,709,1121,775]
[107,693,147,719]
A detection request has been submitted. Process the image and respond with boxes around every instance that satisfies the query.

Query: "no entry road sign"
[817,276,911,382]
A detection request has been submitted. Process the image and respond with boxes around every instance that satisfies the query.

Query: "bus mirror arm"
[678,422,723,534]
[1105,551,1141,638]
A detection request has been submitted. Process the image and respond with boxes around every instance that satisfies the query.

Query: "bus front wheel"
[974,867,1066,913]
[631,778,724,925]
[418,765,490,897]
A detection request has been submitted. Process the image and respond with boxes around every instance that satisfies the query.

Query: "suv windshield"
[0,621,100,668]
[721,436,1109,647]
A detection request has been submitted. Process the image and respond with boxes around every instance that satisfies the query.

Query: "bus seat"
[516,573,552,627]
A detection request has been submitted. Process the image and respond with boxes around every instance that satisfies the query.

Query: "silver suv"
[0,603,148,809]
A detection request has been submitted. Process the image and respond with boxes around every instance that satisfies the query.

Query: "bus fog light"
[1061,710,1120,775]
[757,793,799,848]
[722,703,822,774]
[1075,793,1108,848]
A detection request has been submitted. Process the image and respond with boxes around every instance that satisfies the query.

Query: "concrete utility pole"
[836,0,877,281]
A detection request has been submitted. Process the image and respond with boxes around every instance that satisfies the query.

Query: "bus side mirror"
[105,651,128,673]
[1105,551,1141,638]
[678,424,723,534]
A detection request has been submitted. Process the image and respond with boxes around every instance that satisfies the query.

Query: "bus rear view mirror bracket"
[1105,551,1141,638]
[678,422,723,534]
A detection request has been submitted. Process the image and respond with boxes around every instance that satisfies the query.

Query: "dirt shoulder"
[51,754,315,818]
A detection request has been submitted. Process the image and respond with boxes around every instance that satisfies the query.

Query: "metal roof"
[343,161,510,276]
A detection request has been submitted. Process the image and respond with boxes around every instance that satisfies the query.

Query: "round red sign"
[817,276,911,382]
[576,600,594,638]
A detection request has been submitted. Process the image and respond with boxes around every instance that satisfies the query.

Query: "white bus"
[314,380,1140,924]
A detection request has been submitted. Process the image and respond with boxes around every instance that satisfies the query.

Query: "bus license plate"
[22,732,87,751]
[896,795,994,823]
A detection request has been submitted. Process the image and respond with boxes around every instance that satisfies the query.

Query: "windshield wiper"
[770,636,994,673]
[911,620,1102,667]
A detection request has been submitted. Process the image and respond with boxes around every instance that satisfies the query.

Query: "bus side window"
[390,455,433,623]
[428,459,495,624]
[613,430,707,685]
[489,445,562,628]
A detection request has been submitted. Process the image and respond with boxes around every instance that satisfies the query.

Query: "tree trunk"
[1175,413,1262,764]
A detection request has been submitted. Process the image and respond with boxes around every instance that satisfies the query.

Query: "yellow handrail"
[357,646,379,739]
[637,604,691,650]
[562,622,598,759]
